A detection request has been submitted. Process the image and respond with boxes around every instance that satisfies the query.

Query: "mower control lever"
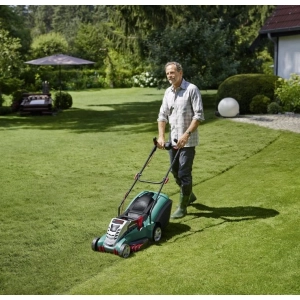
[164,139,178,150]
[153,137,178,150]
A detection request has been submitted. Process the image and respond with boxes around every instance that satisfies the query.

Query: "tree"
[72,23,107,67]
[0,5,31,56]
[30,32,68,58]
[146,20,239,89]
[27,5,55,37]
[0,27,23,101]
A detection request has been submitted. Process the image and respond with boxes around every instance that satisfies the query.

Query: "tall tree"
[0,27,23,98]
[27,5,55,37]
[73,23,107,66]
[51,6,94,45]
[0,5,31,56]
[30,32,69,58]
[147,19,239,89]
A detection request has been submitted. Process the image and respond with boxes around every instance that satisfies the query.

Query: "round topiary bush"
[216,74,279,114]
[267,102,283,114]
[250,94,271,114]
[54,91,73,109]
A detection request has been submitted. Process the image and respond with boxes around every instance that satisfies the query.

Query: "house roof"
[260,5,300,34]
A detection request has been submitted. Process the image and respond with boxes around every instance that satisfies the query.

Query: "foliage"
[146,20,239,89]
[18,67,40,92]
[51,6,95,46]
[63,69,107,90]
[54,91,73,109]
[0,77,24,97]
[103,49,141,88]
[250,94,271,114]
[27,5,55,37]
[10,89,28,112]
[0,105,12,115]
[275,74,300,113]
[216,74,279,114]
[257,49,274,75]
[3,5,277,91]
[0,5,31,55]
[231,6,275,74]
[267,101,283,114]
[30,32,68,58]
[0,27,23,96]
[72,23,107,68]
[132,72,158,88]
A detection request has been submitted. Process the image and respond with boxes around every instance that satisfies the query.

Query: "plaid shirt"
[157,79,204,147]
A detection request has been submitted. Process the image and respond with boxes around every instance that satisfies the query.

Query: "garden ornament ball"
[218,97,239,117]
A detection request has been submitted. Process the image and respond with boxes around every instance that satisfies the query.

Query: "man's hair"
[165,62,183,72]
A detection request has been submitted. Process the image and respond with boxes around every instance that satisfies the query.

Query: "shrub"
[11,89,28,112]
[216,74,279,114]
[132,72,158,88]
[54,91,72,109]
[275,74,300,112]
[250,95,271,114]
[0,77,24,95]
[0,106,12,115]
[267,102,283,114]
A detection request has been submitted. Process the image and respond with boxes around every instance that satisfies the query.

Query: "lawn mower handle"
[153,137,177,150]
[118,138,178,216]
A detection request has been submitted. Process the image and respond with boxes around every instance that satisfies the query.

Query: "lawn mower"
[91,137,179,258]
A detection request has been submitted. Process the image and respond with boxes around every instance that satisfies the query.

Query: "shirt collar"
[171,78,187,92]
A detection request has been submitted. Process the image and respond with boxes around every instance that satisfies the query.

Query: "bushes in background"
[275,73,300,113]
[216,74,279,114]
[54,91,72,109]
[250,95,271,114]
[267,102,283,114]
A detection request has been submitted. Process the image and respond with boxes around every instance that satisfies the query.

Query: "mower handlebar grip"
[153,137,178,150]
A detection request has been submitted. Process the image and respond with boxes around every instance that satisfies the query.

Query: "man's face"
[165,64,183,88]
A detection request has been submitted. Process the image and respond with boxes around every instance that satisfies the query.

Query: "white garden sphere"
[218,97,239,117]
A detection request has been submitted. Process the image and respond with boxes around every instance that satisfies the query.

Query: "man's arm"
[157,121,166,149]
[177,119,200,149]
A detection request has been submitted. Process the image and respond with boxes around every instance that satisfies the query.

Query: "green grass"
[0,88,299,295]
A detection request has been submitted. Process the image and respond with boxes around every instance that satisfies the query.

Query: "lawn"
[0,88,299,295]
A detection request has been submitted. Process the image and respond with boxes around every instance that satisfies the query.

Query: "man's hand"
[157,137,165,149]
[176,133,189,149]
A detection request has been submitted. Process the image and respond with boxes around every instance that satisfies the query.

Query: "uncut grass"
[0,88,299,294]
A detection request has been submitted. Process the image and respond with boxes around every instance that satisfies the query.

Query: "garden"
[0,88,299,295]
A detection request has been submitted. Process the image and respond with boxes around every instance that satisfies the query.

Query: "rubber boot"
[176,191,197,207]
[187,192,197,206]
[171,194,189,219]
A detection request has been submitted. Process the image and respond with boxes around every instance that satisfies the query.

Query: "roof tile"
[260,5,300,33]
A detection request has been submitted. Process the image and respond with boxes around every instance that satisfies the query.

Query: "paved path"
[229,113,300,134]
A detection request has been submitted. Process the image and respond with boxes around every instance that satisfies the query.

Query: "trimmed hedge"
[216,74,279,114]
[54,91,73,109]
[250,94,271,114]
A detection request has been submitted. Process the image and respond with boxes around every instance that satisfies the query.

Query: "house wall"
[278,35,300,79]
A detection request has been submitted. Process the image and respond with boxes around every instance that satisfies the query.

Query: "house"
[253,5,300,79]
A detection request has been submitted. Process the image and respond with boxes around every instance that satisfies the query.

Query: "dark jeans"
[169,147,195,196]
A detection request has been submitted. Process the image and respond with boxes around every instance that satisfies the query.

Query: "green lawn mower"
[91,138,179,258]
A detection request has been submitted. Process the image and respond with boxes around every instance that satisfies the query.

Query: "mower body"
[92,190,172,258]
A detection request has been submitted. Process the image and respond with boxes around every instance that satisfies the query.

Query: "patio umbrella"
[25,54,95,96]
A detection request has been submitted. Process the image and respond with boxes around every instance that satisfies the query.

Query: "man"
[157,62,204,219]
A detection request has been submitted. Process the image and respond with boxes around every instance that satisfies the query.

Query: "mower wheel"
[152,224,162,242]
[91,237,100,251]
[119,243,131,258]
